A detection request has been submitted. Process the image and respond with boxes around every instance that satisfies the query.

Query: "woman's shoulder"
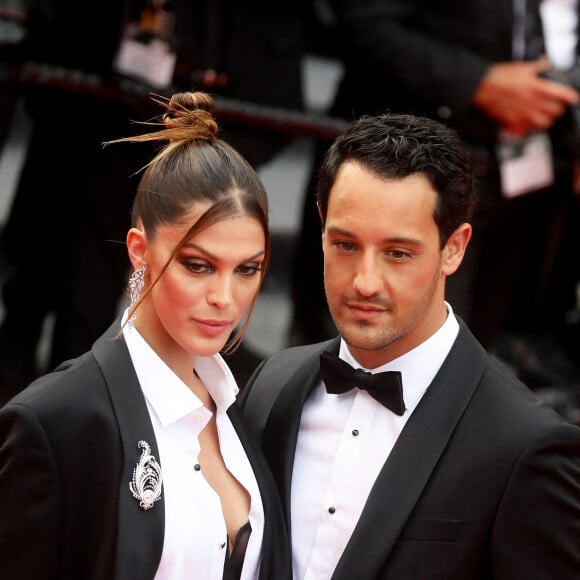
[4,350,107,417]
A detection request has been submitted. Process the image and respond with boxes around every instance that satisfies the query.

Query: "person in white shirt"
[0,91,291,580]
[240,112,580,579]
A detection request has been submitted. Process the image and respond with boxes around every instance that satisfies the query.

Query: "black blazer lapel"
[333,321,488,580]
[228,404,292,580]
[263,338,341,525]
[92,321,165,579]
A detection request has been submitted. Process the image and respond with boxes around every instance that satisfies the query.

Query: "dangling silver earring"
[128,266,146,327]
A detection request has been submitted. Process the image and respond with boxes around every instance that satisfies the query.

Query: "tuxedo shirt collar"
[337,301,459,415]
[196,353,240,410]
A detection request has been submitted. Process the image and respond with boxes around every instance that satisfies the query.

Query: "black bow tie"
[320,352,405,416]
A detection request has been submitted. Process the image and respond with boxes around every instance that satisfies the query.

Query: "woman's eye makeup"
[184,259,213,274]
[236,263,263,276]
[181,258,262,276]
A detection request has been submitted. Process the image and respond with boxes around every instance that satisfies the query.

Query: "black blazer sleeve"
[0,356,122,580]
[0,403,63,578]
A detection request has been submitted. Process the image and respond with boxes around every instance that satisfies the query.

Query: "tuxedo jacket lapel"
[92,321,164,579]
[262,338,341,523]
[333,321,488,580]
[228,404,292,579]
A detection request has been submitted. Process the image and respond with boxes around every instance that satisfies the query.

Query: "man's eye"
[387,249,412,260]
[334,240,356,251]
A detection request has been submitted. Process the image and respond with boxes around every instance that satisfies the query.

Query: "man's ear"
[126,224,148,271]
[442,223,472,276]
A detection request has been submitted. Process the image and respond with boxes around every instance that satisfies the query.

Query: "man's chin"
[340,327,388,353]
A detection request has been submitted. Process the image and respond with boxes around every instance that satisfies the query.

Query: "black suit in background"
[0,0,146,404]
[170,0,307,168]
[240,319,580,579]
[290,0,580,372]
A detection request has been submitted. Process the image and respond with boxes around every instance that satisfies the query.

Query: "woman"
[0,92,291,580]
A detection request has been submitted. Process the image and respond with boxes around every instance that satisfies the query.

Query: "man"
[240,113,580,579]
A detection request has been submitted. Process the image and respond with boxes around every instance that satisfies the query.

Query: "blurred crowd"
[0,0,579,422]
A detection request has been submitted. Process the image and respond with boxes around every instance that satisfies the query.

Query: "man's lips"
[345,301,388,320]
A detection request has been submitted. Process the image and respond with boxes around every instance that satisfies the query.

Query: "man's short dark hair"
[316,113,476,247]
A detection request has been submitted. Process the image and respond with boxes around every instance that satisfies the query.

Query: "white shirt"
[540,0,578,69]
[123,316,264,580]
[290,304,460,580]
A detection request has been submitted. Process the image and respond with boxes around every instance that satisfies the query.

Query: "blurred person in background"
[0,0,152,404]
[0,0,307,404]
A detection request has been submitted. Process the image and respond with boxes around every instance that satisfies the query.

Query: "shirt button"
[352,429,359,436]
[219,541,226,549]
[194,463,201,471]
[328,506,336,514]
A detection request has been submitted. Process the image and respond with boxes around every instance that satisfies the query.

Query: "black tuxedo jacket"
[240,319,580,579]
[0,320,291,580]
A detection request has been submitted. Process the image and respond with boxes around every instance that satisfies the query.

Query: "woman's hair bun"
[101,91,220,149]
[161,91,219,141]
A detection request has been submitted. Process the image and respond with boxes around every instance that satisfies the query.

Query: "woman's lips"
[193,318,231,337]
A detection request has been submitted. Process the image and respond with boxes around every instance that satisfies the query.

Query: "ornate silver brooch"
[130,440,163,511]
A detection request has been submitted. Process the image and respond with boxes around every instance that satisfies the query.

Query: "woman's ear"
[126,224,148,271]
[442,222,472,276]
